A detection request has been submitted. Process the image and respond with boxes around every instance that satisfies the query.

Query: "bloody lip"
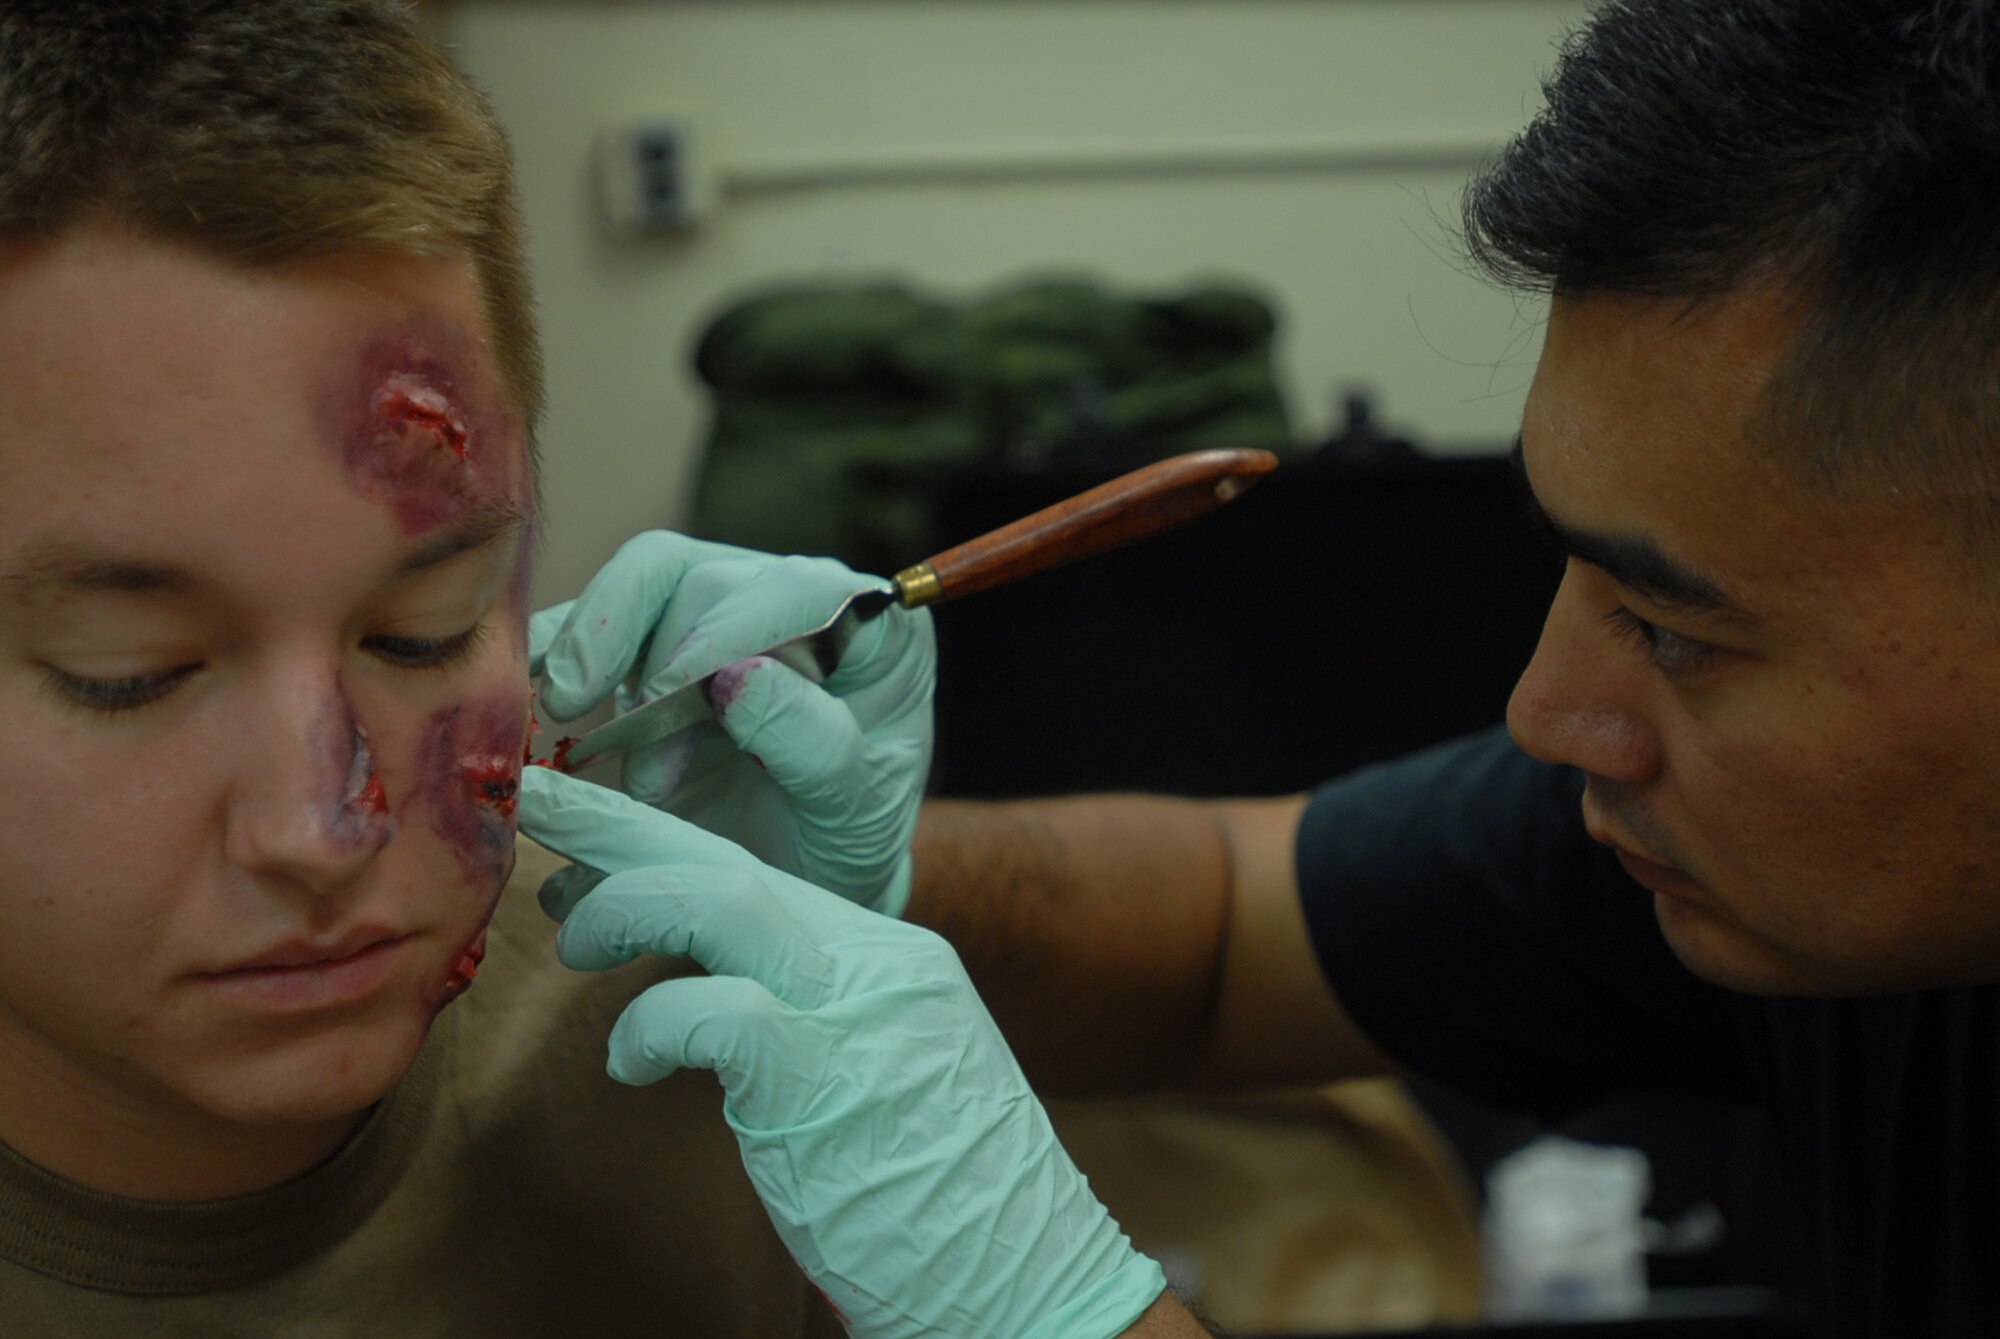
[200,933,409,1010]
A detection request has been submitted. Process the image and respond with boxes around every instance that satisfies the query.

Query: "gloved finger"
[556,863,836,1008]
[635,555,888,699]
[538,531,751,722]
[621,723,704,806]
[520,767,879,948]
[708,657,865,805]
[526,600,573,676]
[519,765,747,873]
[604,974,805,1089]
[536,861,606,924]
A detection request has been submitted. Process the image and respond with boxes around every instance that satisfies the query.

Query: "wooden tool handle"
[891,447,1280,607]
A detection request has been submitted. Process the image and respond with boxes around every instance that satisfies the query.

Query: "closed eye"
[42,663,200,715]
[364,622,488,671]
[1603,606,1722,676]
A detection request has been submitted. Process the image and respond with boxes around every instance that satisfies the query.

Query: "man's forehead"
[1509,435,1763,626]
[1518,292,1956,624]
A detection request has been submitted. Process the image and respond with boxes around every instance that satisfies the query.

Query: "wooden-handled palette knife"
[560,447,1279,771]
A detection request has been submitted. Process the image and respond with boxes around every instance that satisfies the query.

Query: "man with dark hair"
[531,2,2000,1335]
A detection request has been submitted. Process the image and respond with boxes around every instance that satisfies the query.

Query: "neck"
[0,1012,364,1202]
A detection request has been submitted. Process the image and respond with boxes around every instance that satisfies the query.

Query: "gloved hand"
[530,532,934,916]
[518,766,1168,1339]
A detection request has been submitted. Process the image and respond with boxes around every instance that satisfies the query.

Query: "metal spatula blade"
[560,585,897,770]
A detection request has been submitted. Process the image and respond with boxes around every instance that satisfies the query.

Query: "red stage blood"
[377,381,468,460]
[435,928,491,1008]
[327,321,525,537]
[330,703,395,848]
[414,692,530,883]
[465,760,520,819]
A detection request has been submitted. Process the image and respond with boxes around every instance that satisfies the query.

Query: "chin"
[1653,893,1965,998]
[194,1006,436,1127]
[1652,894,1842,997]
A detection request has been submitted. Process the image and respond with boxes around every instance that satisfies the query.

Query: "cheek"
[1672,685,1987,942]
[403,686,532,886]
[1674,709,1866,879]
[502,534,537,653]
[0,742,208,1007]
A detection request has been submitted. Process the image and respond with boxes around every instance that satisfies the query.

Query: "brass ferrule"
[893,562,943,608]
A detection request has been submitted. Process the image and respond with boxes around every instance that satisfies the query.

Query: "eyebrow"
[3,502,530,605]
[1509,437,1759,625]
[1,543,194,603]
[388,501,530,580]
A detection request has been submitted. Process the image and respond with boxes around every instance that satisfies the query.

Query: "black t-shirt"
[1296,727,2000,1339]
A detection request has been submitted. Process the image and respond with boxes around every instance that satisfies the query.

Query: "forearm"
[911,790,1399,1094]
[908,795,1232,1095]
[1119,1292,1219,1337]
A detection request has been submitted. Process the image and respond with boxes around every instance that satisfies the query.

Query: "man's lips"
[200,930,411,1010]
[210,928,403,974]
[1588,824,1703,898]
[1613,847,1701,894]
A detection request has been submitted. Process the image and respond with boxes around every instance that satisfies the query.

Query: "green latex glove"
[530,531,934,916]
[518,767,1168,1339]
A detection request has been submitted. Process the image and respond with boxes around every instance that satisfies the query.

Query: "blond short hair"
[0,0,543,437]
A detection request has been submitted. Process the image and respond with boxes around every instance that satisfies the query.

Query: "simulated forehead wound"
[377,373,469,462]
[332,325,514,536]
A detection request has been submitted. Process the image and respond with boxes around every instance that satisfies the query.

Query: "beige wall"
[443,1,1588,606]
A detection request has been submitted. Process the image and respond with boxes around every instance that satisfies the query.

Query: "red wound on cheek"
[435,928,491,1010]
[464,758,520,818]
[416,695,530,884]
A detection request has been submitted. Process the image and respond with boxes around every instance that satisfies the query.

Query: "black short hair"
[1466,1,2000,532]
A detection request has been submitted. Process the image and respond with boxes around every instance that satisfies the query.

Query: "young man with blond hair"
[0,3,845,1331]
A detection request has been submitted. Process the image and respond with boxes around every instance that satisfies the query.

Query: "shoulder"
[1295,726,1599,912]
[1290,730,1753,1115]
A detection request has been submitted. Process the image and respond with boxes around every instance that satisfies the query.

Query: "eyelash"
[363,622,489,672]
[1603,606,1721,676]
[41,665,197,715]
[42,623,490,715]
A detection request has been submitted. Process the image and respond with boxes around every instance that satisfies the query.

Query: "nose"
[1506,564,1662,784]
[225,671,392,898]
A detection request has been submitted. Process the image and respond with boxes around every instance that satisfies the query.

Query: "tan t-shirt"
[0,839,841,1338]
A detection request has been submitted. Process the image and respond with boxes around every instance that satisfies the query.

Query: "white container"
[1483,1135,1651,1319]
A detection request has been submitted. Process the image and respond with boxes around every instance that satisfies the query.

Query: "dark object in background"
[1270,1291,1801,1338]
[903,447,1557,797]
[686,277,1296,573]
